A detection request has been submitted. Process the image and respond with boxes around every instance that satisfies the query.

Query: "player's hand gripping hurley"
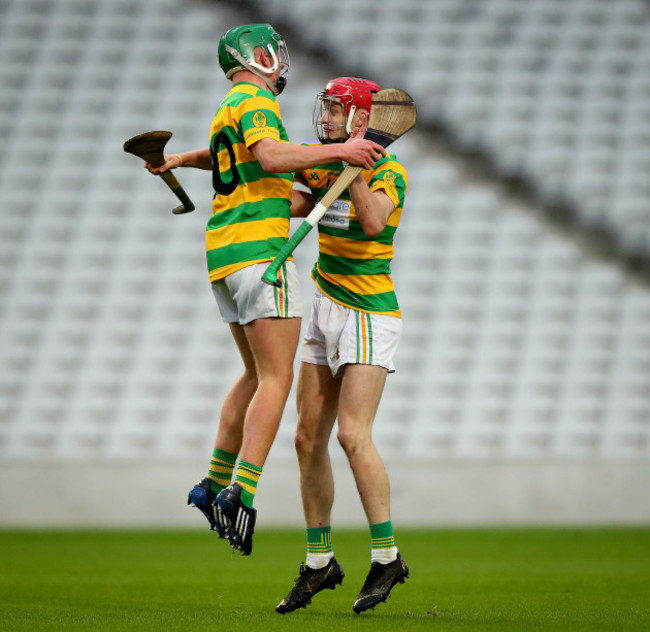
[123,130,195,214]
[261,88,417,287]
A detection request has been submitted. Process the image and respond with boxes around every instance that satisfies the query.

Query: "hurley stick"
[261,88,417,287]
[123,130,195,214]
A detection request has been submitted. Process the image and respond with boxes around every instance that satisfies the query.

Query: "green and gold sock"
[306,525,333,569]
[234,460,262,507]
[370,520,398,564]
[208,448,237,495]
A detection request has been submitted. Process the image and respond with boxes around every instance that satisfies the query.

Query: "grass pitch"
[1,527,648,631]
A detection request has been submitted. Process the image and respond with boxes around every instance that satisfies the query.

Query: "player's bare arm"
[291,189,314,218]
[251,136,384,173]
[349,179,395,237]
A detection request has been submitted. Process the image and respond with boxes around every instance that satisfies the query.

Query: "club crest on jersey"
[319,199,350,230]
[383,170,397,197]
[253,111,267,128]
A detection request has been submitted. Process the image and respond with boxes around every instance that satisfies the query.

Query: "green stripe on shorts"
[283,262,289,315]
[355,311,361,363]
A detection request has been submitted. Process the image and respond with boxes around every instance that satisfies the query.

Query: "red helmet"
[313,77,382,143]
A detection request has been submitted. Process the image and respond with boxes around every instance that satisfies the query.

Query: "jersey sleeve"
[368,156,408,210]
[240,94,284,148]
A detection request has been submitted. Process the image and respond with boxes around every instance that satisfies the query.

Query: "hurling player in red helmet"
[276,78,409,615]
[313,76,381,143]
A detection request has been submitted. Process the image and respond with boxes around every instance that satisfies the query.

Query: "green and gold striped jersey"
[296,150,408,317]
[206,82,294,282]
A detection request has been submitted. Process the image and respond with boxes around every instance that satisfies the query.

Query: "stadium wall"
[1,460,649,527]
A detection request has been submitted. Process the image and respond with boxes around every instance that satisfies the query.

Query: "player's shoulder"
[375,153,407,174]
[377,152,402,165]
[225,82,278,107]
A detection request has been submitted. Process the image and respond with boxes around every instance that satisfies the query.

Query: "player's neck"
[231,70,270,91]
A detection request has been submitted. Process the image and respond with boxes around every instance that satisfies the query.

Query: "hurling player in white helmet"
[276,77,409,615]
[146,27,386,558]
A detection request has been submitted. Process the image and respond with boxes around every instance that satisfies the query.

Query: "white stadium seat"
[0,0,648,477]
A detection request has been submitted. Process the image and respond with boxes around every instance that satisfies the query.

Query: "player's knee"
[273,365,295,392]
[294,429,311,456]
[295,427,327,458]
[258,366,294,399]
[242,368,259,390]
[336,427,370,458]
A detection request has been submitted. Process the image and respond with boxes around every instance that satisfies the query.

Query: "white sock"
[371,546,398,565]
[306,552,334,570]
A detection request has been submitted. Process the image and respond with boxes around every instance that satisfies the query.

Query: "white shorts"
[211,261,302,325]
[301,289,402,377]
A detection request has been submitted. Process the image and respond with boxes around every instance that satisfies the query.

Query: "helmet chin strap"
[345,105,357,136]
[260,73,283,96]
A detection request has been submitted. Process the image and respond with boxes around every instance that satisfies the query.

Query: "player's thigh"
[243,316,301,379]
[228,323,256,373]
[338,364,388,431]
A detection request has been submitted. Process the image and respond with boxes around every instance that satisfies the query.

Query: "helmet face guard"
[218,24,290,95]
[313,77,381,143]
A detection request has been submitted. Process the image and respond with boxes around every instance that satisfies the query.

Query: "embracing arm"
[145,147,212,174]
[251,134,384,173]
